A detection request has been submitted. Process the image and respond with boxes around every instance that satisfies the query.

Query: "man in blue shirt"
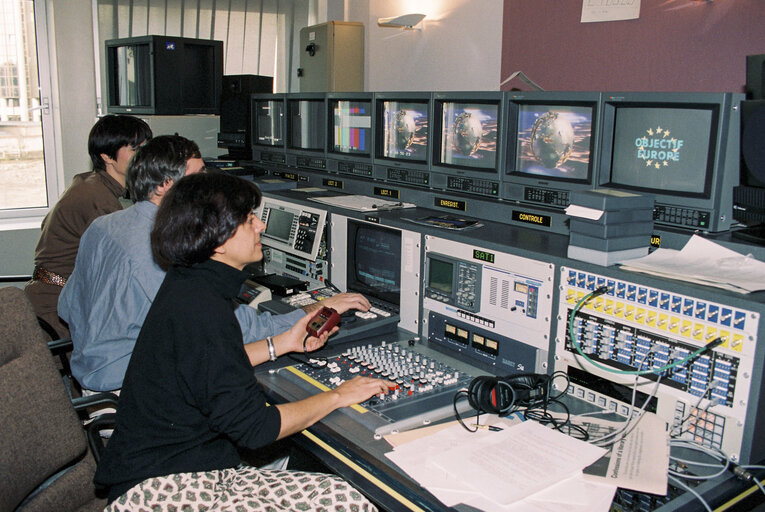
[59,135,370,392]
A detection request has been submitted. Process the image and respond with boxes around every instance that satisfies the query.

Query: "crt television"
[373,92,432,187]
[326,93,375,178]
[503,91,601,209]
[285,93,328,172]
[251,93,287,165]
[431,92,504,198]
[598,92,743,232]
[105,35,223,115]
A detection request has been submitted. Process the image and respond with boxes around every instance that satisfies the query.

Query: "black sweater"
[94,259,282,501]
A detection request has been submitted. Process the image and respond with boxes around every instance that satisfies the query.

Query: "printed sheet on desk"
[618,235,765,293]
[385,418,615,511]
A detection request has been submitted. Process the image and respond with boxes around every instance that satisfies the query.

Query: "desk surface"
[255,332,765,512]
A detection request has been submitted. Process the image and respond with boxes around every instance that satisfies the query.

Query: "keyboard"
[266,286,400,344]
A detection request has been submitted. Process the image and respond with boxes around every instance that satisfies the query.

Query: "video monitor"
[326,93,374,176]
[287,95,326,152]
[434,98,500,172]
[598,92,743,232]
[252,96,285,147]
[330,98,372,156]
[502,91,601,209]
[346,220,401,306]
[373,92,432,185]
[377,99,429,163]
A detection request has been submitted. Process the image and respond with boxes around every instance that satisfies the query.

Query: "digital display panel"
[254,100,285,146]
[264,208,294,243]
[332,100,372,155]
[608,106,716,196]
[380,101,428,162]
[428,258,453,295]
[289,99,325,151]
[514,104,594,181]
[439,101,498,170]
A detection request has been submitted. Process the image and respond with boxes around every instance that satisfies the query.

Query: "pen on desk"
[472,424,503,432]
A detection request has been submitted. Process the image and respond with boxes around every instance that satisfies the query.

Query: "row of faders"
[555,266,760,463]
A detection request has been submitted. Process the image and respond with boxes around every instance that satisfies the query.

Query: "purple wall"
[502,0,764,93]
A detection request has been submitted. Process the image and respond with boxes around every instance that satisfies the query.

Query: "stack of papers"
[385,420,615,511]
[618,235,765,294]
[309,194,415,212]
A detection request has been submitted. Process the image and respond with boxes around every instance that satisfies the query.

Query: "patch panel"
[556,266,760,462]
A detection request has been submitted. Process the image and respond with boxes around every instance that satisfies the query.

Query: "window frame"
[0,0,64,230]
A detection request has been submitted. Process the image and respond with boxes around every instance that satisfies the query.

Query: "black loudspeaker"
[218,74,273,158]
[733,100,765,234]
[746,54,765,100]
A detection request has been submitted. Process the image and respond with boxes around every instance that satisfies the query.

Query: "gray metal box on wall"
[299,21,364,92]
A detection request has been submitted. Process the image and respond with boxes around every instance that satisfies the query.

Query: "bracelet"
[266,336,277,361]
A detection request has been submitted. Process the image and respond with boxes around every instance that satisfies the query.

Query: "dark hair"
[88,115,152,171]
[151,172,262,270]
[127,135,201,201]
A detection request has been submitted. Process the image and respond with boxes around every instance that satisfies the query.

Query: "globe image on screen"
[394,110,416,151]
[452,112,483,156]
[529,111,574,168]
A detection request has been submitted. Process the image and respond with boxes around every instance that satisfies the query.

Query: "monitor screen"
[254,99,285,146]
[428,258,453,295]
[514,104,595,182]
[331,100,372,155]
[607,104,718,197]
[347,221,401,305]
[379,100,429,162]
[264,208,294,243]
[111,44,151,107]
[438,101,498,170]
[288,99,325,151]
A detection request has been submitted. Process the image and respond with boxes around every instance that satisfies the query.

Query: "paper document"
[565,204,604,220]
[385,419,612,510]
[618,235,765,293]
[577,412,669,495]
[309,194,415,212]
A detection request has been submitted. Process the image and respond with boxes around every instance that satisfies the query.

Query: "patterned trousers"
[105,467,378,511]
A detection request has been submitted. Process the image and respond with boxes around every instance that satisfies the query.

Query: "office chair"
[0,287,108,512]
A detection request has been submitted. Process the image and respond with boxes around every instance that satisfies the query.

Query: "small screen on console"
[332,100,372,155]
[380,101,428,162]
[264,208,294,243]
[608,105,717,196]
[439,101,498,170]
[515,104,594,181]
[347,221,401,305]
[428,258,453,295]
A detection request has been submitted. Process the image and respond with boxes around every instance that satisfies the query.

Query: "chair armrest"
[72,392,119,412]
[86,413,117,463]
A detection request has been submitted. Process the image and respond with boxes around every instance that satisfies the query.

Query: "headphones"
[465,373,551,416]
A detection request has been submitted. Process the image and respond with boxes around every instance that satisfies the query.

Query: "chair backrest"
[0,287,94,511]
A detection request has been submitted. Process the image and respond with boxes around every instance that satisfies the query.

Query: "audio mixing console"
[259,337,478,435]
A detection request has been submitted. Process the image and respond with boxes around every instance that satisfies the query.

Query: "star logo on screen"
[634,125,684,170]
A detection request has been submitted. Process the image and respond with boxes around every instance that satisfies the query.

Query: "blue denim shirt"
[59,201,303,392]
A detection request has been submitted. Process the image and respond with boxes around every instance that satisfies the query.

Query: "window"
[0,0,59,218]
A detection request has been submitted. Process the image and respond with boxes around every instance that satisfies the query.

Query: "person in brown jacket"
[25,115,152,338]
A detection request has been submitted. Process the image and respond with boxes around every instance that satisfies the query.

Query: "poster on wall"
[581,0,641,23]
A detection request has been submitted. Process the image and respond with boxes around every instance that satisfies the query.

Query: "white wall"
[346,0,503,92]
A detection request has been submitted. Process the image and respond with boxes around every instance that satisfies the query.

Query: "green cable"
[567,288,722,376]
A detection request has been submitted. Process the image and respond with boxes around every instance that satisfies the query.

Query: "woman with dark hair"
[95,172,388,511]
